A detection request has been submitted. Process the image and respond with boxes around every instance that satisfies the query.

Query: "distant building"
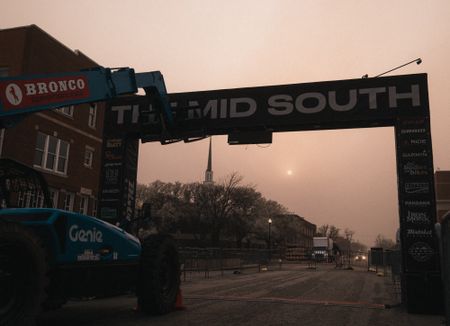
[275,214,316,261]
[203,137,213,184]
[0,25,105,216]
[435,170,450,222]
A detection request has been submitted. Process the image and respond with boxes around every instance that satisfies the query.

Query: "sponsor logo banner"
[0,75,90,112]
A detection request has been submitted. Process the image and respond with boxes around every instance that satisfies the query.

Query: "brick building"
[435,170,450,222]
[275,214,316,260]
[0,25,105,216]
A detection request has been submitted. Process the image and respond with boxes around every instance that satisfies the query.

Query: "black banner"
[98,107,139,225]
[107,74,429,142]
[395,117,439,272]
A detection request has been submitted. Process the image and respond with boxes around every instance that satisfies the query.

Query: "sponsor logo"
[402,151,428,158]
[408,242,434,262]
[405,182,429,194]
[106,139,123,148]
[100,198,119,202]
[400,128,426,134]
[406,211,430,224]
[23,78,86,96]
[105,168,120,185]
[409,139,427,145]
[402,138,428,146]
[0,75,90,111]
[407,229,432,237]
[403,162,429,176]
[102,189,120,194]
[404,200,431,207]
[400,118,426,126]
[100,207,118,219]
[69,224,103,243]
[104,151,122,160]
[5,83,23,105]
[104,162,123,167]
[77,249,100,262]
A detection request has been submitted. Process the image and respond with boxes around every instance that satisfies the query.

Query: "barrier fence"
[178,247,374,279]
[367,248,403,302]
[178,247,283,280]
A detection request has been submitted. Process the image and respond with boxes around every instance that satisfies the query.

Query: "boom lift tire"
[0,221,49,326]
[137,234,180,315]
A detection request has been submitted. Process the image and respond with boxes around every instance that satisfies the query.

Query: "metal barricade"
[178,247,280,280]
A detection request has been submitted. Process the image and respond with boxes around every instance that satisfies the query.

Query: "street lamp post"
[268,218,272,250]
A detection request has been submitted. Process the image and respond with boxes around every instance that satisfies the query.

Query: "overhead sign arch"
[99,73,441,314]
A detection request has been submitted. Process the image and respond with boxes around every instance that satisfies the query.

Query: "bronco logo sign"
[0,75,90,112]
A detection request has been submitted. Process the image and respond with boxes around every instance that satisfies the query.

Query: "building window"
[49,188,59,208]
[84,147,94,168]
[88,104,97,128]
[79,195,89,215]
[91,199,97,217]
[17,191,44,208]
[34,132,70,174]
[0,67,9,77]
[63,192,74,211]
[56,106,74,117]
[0,129,4,156]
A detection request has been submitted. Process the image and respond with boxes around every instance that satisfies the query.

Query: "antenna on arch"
[362,58,422,79]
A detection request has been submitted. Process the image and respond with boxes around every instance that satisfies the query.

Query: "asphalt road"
[37,263,444,326]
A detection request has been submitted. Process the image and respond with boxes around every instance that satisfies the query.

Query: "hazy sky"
[2,0,450,246]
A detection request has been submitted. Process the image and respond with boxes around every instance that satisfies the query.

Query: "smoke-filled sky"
[2,0,450,246]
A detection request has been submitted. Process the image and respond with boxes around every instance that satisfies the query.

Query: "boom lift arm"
[0,67,174,131]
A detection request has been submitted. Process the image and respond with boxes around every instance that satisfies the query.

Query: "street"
[37,263,443,326]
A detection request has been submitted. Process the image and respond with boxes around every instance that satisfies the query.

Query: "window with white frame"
[88,104,97,128]
[49,188,59,208]
[17,191,44,208]
[92,199,97,217]
[84,147,94,168]
[63,192,74,211]
[34,132,70,174]
[56,106,74,117]
[79,195,89,215]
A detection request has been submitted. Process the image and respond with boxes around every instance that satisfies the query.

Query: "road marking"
[185,294,387,310]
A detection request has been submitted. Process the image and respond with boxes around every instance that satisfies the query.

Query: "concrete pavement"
[38,263,445,326]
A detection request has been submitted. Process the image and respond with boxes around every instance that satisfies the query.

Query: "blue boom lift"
[0,68,180,326]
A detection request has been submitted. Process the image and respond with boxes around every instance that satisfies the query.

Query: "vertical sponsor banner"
[395,116,438,272]
[395,116,443,313]
[122,138,138,223]
[99,137,124,222]
[98,104,139,226]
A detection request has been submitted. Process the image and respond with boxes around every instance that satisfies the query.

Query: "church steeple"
[204,137,213,184]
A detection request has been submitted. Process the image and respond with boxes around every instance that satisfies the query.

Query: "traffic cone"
[175,288,186,310]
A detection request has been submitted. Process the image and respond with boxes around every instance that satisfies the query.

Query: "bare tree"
[344,228,354,243]
[316,224,329,237]
[344,228,355,268]
[137,173,292,248]
[328,226,341,240]
[374,234,396,249]
[252,199,289,246]
[227,185,262,248]
[316,224,340,240]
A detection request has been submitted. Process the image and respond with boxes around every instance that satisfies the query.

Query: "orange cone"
[175,288,186,310]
